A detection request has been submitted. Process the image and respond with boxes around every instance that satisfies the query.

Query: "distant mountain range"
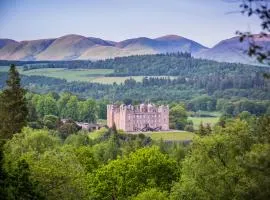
[194,35,270,64]
[0,34,269,64]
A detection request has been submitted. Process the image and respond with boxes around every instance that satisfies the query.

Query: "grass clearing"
[1,66,177,84]
[21,68,114,82]
[143,131,195,141]
[188,111,221,129]
[189,116,220,129]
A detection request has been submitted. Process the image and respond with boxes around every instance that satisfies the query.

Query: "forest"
[1,53,270,103]
[0,64,270,200]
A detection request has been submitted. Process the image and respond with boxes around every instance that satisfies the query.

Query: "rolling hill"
[0,34,207,61]
[0,34,269,64]
[194,35,270,64]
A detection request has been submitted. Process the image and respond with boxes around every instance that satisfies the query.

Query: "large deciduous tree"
[171,118,270,200]
[89,146,178,200]
[169,104,188,130]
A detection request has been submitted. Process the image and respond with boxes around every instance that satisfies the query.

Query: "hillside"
[1,53,269,102]
[0,34,206,61]
[194,35,270,64]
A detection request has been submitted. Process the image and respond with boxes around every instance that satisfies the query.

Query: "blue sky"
[0,0,261,47]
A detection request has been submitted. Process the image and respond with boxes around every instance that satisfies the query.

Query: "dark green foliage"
[1,54,270,102]
[184,124,194,132]
[0,64,28,140]
[64,134,93,147]
[197,122,211,136]
[43,115,61,129]
[57,119,81,139]
[0,145,7,200]
[132,188,169,200]
[171,118,270,200]
[169,104,188,130]
[6,159,43,200]
[89,146,178,200]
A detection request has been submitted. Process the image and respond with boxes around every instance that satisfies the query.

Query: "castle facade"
[107,103,169,132]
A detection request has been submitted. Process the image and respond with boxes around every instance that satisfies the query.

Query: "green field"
[189,116,220,130]
[88,128,195,141]
[0,66,176,84]
[22,68,114,82]
[143,131,195,141]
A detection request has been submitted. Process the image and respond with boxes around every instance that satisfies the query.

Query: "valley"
[1,0,270,199]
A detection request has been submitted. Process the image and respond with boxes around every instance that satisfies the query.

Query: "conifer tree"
[0,64,28,140]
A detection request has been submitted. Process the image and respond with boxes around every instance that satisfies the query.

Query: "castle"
[107,103,169,132]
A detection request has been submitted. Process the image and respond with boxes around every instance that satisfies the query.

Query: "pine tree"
[0,64,28,140]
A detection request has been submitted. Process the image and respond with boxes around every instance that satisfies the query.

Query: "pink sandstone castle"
[107,103,169,132]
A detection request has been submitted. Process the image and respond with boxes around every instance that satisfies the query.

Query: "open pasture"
[143,131,195,141]
[1,66,176,84]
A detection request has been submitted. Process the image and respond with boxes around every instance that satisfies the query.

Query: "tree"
[3,128,88,200]
[0,146,7,199]
[78,99,97,122]
[36,94,58,117]
[89,147,178,200]
[169,105,188,130]
[132,188,169,200]
[63,95,79,120]
[57,119,81,139]
[97,100,108,120]
[0,64,28,140]
[6,159,44,200]
[171,119,270,200]
[197,122,208,136]
[43,115,61,129]
[57,93,72,118]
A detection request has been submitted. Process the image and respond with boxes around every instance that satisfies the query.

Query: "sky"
[0,0,261,47]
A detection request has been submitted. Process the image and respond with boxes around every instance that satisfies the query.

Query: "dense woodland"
[0,65,270,200]
[1,54,270,106]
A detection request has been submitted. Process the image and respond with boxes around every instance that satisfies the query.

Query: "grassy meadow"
[0,66,176,84]
[188,111,221,129]
[143,131,195,141]
[88,129,195,141]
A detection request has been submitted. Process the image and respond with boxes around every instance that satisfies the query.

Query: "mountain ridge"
[0,34,207,61]
[0,34,269,64]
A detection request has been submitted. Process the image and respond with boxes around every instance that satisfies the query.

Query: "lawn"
[143,131,195,141]
[189,116,220,129]
[21,68,114,82]
[188,111,221,129]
